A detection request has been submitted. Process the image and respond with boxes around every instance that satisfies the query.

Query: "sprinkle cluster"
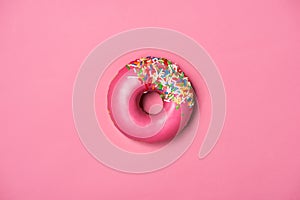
[125,56,195,109]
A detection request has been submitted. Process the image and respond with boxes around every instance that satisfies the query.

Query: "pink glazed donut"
[108,56,195,143]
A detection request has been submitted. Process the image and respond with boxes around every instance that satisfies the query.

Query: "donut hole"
[140,91,163,115]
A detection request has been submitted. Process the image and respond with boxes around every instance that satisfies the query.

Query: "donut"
[107,56,195,143]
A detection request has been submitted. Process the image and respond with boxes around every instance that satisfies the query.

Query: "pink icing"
[108,65,194,143]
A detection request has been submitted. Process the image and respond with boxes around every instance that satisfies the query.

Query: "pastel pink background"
[1,0,300,199]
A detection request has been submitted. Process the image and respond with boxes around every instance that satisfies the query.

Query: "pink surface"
[1,0,300,199]
[141,92,163,115]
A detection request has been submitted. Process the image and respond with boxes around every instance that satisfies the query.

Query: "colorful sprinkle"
[125,57,195,108]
